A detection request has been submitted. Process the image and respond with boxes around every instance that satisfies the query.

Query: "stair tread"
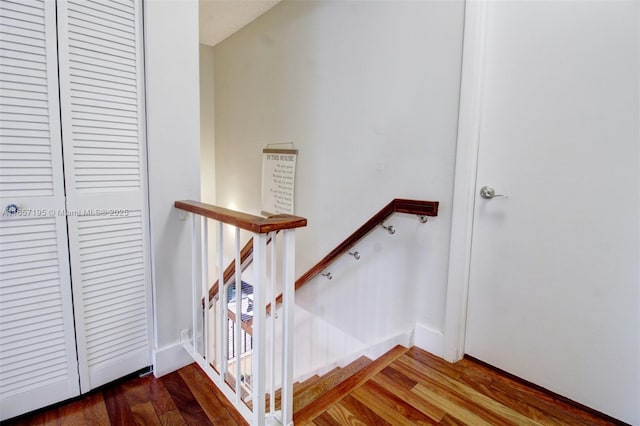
[250,371,334,411]
[295,370,337,397]
[294,356,373,413]
[252,372,327,411]
[293,345,409,424]
[293,374,323,396]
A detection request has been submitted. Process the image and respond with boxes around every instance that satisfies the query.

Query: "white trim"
[362,329,414,361]
[141,0,160,358]
[131,0,155,379]
[413,323,444,358]
[443,0,488,363]
[153,343,193,377]
[295,329,414,382]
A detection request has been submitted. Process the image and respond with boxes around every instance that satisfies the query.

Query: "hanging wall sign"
[261,148,298,216]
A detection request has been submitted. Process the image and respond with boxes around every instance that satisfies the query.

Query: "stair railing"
[273,198,438,308]
[175,200,307,426]
[206,199,439,319]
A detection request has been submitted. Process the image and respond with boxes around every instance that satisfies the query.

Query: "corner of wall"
[413,323,444,358]
[153,342,193,378]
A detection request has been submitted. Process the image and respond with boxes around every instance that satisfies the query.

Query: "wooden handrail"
[174,200,307,233]
[271,198,438,309]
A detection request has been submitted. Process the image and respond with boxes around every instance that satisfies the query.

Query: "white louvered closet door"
[0,0,80,420]
[56,0,151,392]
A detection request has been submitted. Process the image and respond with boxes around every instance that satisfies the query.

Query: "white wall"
[144,0,201,374]
[200,44,215,205]
[200,44,217,284]
[213,0,465,374]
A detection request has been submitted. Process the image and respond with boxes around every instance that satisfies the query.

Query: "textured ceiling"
[199,0,281,47]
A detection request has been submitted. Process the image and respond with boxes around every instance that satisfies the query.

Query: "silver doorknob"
[4,203,19,215]
[479,186,505,199]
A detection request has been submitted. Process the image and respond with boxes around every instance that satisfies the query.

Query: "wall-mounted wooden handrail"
[293,199,438,289]
[174,200,307,233]
[270,198,438,309]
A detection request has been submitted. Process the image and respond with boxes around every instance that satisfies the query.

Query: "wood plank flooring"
[3,346,625,425]
[301,346,624,426]
[2,364,248,426]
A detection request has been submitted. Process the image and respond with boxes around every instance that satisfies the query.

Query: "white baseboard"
[413,323,444,358]
[153,342,193,377]
[152,326,443,382]
[296,329,414,382]
[362,329,414,361]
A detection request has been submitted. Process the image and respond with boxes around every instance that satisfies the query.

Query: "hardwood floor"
[298,346,624,426]
[2,365,248,426]
[3,346,624,425]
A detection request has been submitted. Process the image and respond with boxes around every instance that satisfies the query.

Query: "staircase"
[176,199,439,424]
[279,345,408,424]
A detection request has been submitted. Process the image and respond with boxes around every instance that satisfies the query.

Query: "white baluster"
[269,231,276,415]
[190,213,198,355]
[252,232,267,424]
[234,227,242,403]
[202,217,210,364]
[218,222,227,378]
[281,229,295,426]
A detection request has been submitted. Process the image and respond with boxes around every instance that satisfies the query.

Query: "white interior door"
[56,0,152,392]
[0,0,80,419]
[464,1,639,424]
